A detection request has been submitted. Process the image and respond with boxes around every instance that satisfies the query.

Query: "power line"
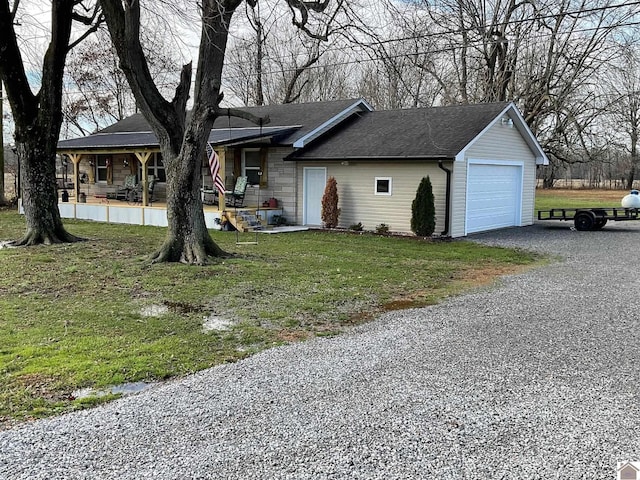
[8,1,640,97]
[369,0,640,46]
[53,13,640,99]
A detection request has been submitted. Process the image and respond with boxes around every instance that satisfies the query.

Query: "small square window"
[375,177,392,196]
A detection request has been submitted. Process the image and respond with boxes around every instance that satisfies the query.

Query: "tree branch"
[101,0,179,143]
[10,0,19,19]
[0,0,36,126]
[217,107,269,126]
[286,0,331,41]
[172,62,192,114]
[68,7,104,51]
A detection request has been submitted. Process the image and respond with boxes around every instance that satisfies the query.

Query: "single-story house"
[53,98,548,237]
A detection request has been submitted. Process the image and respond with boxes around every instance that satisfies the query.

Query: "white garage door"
[466,162,522,234]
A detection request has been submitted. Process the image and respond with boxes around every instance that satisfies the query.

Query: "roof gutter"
[438,160,452,237]
[285,155,452,162]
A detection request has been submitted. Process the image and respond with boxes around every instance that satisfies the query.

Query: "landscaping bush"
[321,176,341,228]
[411,176,436,236]
[376,223,389,234]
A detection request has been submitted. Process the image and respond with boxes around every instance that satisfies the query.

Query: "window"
[375,177,392,196]
[96,157,109,182]
[141,153,166,182]
[243,149,262,186]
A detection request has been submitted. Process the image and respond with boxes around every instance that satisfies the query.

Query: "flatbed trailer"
[537,207,640,231]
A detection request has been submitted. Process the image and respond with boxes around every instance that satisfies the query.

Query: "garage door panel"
[466,163,522,234]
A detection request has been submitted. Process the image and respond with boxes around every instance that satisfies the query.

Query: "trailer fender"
[593,209,608,230]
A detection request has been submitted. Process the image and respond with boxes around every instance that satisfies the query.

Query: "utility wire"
[10,1,640,95]
[54,15,640,95]
[369,0,640,46]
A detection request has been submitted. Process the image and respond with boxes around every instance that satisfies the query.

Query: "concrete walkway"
[1,222,640,479]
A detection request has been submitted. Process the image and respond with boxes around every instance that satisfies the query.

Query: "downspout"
[438,160,452,237]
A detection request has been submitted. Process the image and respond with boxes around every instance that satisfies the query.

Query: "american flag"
[206,143,226,193]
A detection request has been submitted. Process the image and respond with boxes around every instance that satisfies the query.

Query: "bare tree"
[224,1,273,105]
[100,0,339,264]
[0,0,102,245]
[224,0,358,106]
[367,0,640,187]
[61,28,180,137]
[600,44,640,189]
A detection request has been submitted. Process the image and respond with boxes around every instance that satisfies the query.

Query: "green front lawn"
[0,209,541,427]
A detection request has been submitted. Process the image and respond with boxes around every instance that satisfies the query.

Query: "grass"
[0,208,542,428]
[535,187,628,210]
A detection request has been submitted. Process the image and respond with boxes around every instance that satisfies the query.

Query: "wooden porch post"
[68,153,82,199]
[134,151,152,206]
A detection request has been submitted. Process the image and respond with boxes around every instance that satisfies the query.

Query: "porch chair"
[113,174,137,201]
[225,176,248,207]
[131,175,156,204]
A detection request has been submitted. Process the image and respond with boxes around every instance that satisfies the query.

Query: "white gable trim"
[293,98,374,148]
[455,103,549,165]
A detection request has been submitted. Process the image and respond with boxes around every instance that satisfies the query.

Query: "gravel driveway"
[2,221,640,479]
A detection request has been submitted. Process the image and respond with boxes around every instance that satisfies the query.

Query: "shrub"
[321,176,341,228]
[411,176,436,236]
[376,223,389,234]
[349,222,363,231]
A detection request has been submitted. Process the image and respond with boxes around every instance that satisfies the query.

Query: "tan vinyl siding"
[296,161,449,234]
[450,119,538,237]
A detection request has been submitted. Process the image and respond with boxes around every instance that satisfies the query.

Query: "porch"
[20,195,285,231]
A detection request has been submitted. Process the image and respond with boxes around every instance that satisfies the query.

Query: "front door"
[303,167,326,226]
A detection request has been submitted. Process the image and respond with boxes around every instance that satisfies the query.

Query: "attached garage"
[465,161,523,234]
[290,101,548,237]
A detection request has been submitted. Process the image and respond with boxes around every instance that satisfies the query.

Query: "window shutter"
[107,158,113,185]
[234,148,241,178]
[260,147,268,188]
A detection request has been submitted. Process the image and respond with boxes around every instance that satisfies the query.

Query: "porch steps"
[224,209,264,232]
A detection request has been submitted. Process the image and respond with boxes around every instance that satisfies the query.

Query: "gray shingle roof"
[291,102,511,160]
[58,98,367,150]
[57,126,301,150]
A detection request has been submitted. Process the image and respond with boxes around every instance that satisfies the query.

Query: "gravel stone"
[2,221,640,479]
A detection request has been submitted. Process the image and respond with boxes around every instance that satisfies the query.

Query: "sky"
[3,0,397,142]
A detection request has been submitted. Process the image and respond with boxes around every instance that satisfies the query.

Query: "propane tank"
[621,189,640,208]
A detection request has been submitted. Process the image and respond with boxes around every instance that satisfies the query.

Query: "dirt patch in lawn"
[394,263,532,305]
[346,263,534,325]
[459,263,533,288]
[16,373,70,402]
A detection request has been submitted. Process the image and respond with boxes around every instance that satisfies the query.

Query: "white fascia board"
[507,104,549,165]
[293,98,374,148]
[454,103,549,165]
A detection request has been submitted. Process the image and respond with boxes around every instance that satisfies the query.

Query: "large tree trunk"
[101,0,240,265]
[151,141,225,264]
[0,0,99,245]
[102,0,331,264]
[13,133,80,246]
